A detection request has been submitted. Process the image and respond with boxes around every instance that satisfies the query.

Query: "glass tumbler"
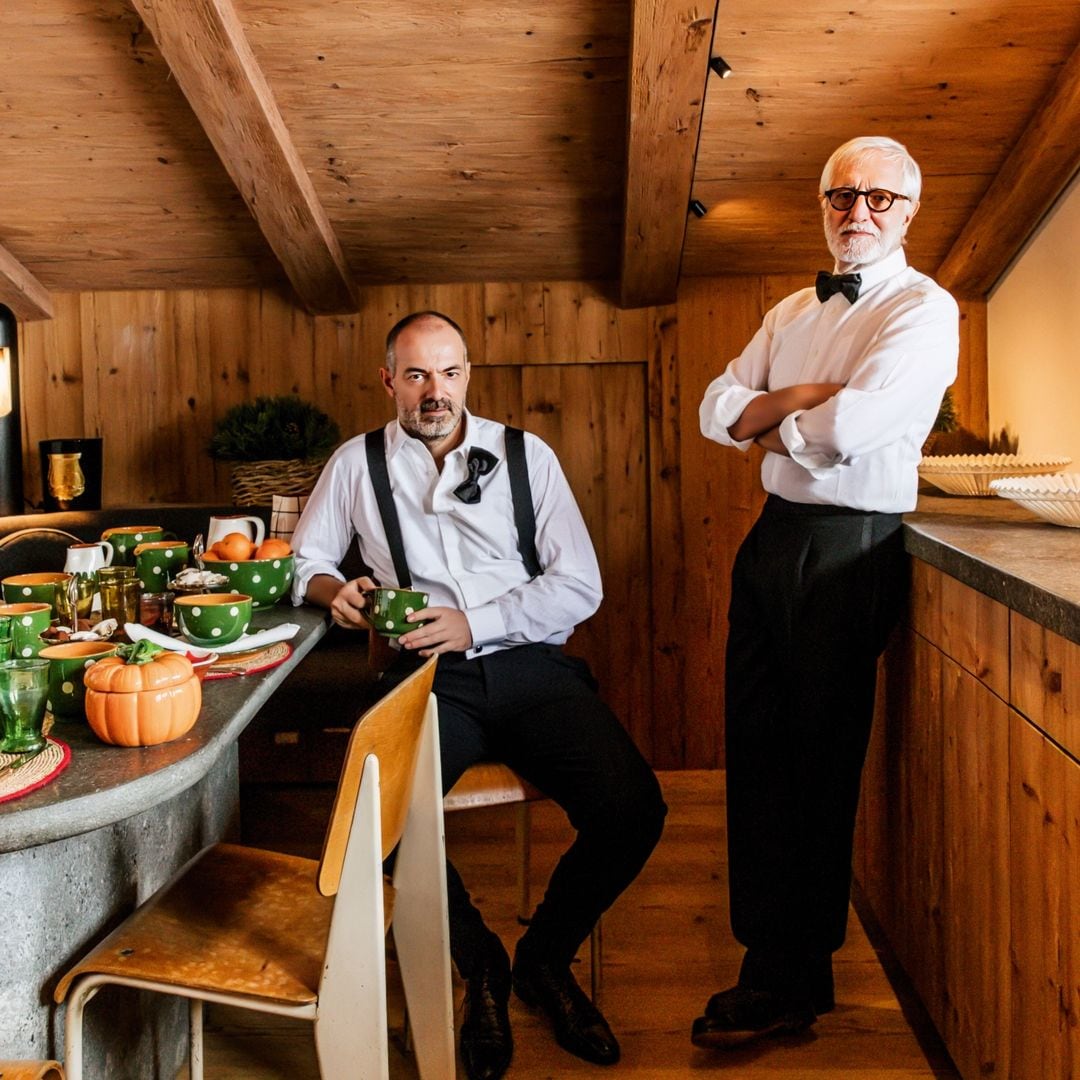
[0,658,50,754]
[97,566,140,627]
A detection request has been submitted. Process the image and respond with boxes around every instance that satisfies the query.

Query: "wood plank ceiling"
[1,0,1078,320]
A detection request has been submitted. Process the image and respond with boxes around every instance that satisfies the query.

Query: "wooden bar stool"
[444,763,604,1002]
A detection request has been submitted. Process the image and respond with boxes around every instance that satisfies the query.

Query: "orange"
[200,550,221,562]
[254,538,292,559]
[215,532,257,561]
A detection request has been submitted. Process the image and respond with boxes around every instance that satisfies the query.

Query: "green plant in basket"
[208,396,340,462]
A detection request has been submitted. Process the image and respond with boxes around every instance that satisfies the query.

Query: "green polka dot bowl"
[213,555,295,609]
[174,592,253,648]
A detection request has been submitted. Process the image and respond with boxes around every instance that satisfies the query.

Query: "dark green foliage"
[208,396,340,461]
[933,386,958,433]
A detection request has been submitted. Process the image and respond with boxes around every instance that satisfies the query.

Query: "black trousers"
[383,643,666,977]
[725,495,905,997]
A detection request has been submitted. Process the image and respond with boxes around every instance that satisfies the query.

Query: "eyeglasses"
[823,188,912,213]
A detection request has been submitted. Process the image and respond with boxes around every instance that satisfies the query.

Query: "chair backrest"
[0,528,82,577]
[316,656,438,897]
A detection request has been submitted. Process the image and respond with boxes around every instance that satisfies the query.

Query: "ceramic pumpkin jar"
[83,645,202,746]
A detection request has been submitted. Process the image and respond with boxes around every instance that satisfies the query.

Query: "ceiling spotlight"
[689,199,708,218]
[709,56,733,79]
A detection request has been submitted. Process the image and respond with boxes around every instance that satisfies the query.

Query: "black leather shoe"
[691,985,816,1049]
[512,959,620,1065]
[460,966,513,1080]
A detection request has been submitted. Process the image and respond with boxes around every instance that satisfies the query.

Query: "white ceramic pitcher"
[207,514,266,550]
[64,540,113,575]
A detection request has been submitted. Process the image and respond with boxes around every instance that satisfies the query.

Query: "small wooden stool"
[445,762,603,1001]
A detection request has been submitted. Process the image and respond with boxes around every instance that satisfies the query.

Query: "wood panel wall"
[17,277,988,768]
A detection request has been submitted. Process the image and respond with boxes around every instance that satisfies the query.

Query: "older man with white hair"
[693,136,959,1048]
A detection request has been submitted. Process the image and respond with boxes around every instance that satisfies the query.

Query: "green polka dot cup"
[134,540,190,592]
[174,592,253,647]
[101,525,165,566]
[39,641,119,719]
[0,603,53,658]
[362,586,430,638]
[2,572,73,619]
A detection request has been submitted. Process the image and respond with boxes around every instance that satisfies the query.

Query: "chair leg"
[189,998,204,1080]
[516,802,531,925]
[393,702,454,1080]
[590,919,603,1004]
[62,977,102,1080]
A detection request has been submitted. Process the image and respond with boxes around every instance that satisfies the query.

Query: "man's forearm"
[304,572,345,609]
[755,427,788,456]
[728,383,844,442]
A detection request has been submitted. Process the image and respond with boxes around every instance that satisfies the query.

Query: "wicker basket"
[229,458,327,507]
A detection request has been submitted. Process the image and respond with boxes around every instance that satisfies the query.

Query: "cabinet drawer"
[1011,611,1080,759]
[909,561,1009,699]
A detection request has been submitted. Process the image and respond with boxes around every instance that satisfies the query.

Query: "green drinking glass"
[0,658,50,755]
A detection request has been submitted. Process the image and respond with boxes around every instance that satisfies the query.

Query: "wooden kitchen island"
[855,494,1080,1080]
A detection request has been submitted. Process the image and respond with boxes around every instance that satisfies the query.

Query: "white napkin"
[125,622,301,656]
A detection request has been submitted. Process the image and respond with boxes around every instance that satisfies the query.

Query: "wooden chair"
[55,656,452,1080]
[445,763,604,1002]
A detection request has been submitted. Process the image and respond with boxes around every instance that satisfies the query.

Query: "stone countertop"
[904,492,1080,646]
[0,605,330,853]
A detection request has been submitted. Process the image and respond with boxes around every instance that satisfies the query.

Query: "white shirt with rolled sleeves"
[699,249,959,513]
[291,411,602,658]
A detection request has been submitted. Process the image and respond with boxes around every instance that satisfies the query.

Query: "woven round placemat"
[205,640,292,680]
[0,737,71,804]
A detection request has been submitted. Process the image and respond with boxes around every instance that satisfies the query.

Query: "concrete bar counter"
[0,604,330,1075]
[0,507,333,1077]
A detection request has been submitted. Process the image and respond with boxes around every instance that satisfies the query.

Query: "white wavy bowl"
[918,454,1072,496]
[989,472,1080,528]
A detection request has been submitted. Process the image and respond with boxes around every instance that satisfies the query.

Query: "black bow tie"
[816,270,862,304]
[453,447,498,504]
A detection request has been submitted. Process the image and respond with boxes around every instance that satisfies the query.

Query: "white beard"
[827,227,885,266]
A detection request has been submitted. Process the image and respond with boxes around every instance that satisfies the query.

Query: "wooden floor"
[186,770,960,1079]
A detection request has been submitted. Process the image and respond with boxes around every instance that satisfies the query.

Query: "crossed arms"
[727,383,845,455]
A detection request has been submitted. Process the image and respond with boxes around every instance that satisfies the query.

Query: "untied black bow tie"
[453,447,498,504]
[815,270,862,305]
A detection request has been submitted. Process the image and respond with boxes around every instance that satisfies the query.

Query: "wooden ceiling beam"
[0,242,54,322]
[936,40,1080,299]
[619,0,718,309]
[131,0,357,314]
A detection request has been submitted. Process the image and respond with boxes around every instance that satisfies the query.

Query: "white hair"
[820,136,922,202]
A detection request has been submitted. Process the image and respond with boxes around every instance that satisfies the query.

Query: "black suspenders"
[364,425,544,588]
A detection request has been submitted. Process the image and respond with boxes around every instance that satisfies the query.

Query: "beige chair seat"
[55,845,330,1007]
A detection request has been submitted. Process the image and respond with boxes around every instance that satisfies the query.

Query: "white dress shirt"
[291,412,602,657]
[699,249,959,512]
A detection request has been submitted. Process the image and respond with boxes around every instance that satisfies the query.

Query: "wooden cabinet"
[856,560,1080,1080]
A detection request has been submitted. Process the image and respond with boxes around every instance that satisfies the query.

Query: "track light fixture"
[709,56,733,79]
[689,199,708,219]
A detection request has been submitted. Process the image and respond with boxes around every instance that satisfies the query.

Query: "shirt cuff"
[465,602,507,652]
[291,561,345,606]
[700,387,765,451]
[779,412,845,475]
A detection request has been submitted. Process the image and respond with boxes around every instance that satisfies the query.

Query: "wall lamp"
[709,56,733,79]
[689,199,708,219]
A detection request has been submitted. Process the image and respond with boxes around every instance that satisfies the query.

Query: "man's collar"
[832,248,907,294]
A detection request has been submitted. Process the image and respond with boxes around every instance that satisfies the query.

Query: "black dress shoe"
[691,985,816,1049]
[460,966,513,1080]
[512,959,620,1065]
